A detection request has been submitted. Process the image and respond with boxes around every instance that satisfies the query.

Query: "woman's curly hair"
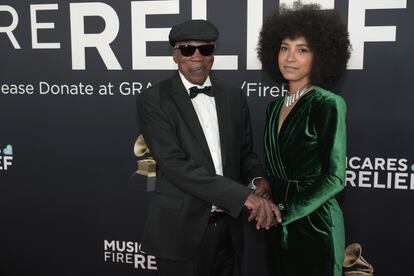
[257,2,351,90]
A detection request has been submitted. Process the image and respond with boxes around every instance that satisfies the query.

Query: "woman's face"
[278,36,314,89]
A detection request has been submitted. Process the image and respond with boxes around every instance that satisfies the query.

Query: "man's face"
[173,40,214,85]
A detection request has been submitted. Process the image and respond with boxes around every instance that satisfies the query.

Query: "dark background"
[1,0,413,275]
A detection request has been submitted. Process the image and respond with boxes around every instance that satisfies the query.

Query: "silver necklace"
[285,84,313,107]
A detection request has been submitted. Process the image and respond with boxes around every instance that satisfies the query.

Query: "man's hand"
[244,192,282,230]
[254,178,272,199]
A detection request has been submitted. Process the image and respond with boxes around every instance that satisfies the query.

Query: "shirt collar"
[178,71,212,95]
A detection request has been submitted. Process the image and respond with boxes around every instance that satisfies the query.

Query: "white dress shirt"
[178,72,223,212]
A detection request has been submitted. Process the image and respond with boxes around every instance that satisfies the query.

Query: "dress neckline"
[277,87,316,139]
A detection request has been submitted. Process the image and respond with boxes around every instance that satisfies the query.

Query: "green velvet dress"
[264,86,346,276]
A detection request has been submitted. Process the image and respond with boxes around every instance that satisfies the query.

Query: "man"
[136,19,281,276]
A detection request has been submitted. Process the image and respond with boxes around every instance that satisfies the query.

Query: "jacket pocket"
[306,208,331,236]
[151,192,183,210]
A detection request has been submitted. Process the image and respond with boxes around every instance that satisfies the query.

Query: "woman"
[257,3,351,276]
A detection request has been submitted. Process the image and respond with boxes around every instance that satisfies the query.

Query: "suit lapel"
[170,74,214,165]
[212,82,228,170]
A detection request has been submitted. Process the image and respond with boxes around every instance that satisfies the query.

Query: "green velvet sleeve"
[282,95,347,225]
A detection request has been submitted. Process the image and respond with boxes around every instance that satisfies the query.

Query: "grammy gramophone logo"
[134,134,156,191]
[343,243,374,275]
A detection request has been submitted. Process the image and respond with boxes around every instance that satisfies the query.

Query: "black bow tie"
[189,86,213,99]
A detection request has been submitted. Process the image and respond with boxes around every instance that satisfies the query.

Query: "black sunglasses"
[174,44,215,57]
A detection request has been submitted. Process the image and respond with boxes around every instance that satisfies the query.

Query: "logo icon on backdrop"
[3,145,13,155]
[103,240,157,270]
[133,134,156,191]
[0,144,14,170]
[343,243,374,275]
[346,156,414,190]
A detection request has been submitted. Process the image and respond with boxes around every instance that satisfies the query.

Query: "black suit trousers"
[156,215,240,276]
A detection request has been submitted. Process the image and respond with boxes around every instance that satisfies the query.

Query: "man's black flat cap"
[169,19,219,46]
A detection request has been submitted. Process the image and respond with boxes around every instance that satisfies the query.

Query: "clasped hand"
[244,179,282,230]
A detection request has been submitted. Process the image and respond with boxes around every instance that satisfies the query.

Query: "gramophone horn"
[343,243,374,275]
[134,134,150,157]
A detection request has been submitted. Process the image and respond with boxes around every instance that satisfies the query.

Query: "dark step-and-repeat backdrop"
[1,0,412,275]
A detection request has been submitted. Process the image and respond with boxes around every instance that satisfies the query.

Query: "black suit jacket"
[136,72,265,261]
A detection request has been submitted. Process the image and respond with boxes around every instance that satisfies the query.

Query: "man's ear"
[172,50,178,64]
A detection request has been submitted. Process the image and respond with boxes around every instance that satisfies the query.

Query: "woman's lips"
[283,65,298,72]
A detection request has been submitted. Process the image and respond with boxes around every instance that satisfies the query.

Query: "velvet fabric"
[264,86,346,276]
